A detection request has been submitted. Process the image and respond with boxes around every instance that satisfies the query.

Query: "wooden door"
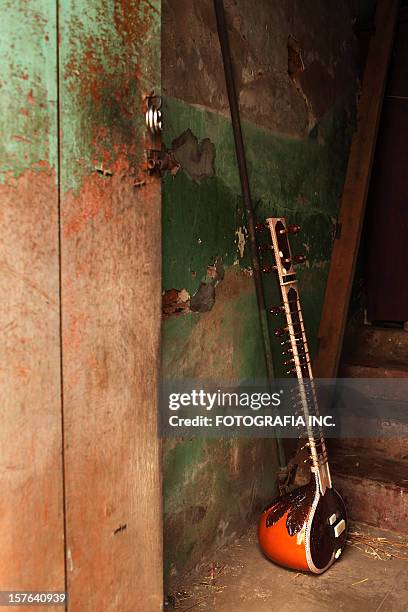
[0,0,65,597]
[0,1,162,610]
[58,1,162,610]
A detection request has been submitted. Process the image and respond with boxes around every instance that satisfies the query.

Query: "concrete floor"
[168,524,408,611]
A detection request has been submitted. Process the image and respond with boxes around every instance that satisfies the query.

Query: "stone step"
[341,326,408,371]
[330,436,408,462]
[329,445,408,534]
[337,362,408,462]
[339,363,408,377]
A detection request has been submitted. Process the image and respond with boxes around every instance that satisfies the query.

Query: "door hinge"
[144,93,180,176]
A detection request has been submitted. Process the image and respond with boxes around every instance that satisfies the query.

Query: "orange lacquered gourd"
[258,478,348,573]
[258,507,310,571]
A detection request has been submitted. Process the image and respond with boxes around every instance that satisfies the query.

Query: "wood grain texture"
[0,172,65,600]
[313,0,399,378]
[59,2,163,610]
[0,0,65,603]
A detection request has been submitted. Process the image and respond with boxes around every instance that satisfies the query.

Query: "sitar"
[257,217,347,574]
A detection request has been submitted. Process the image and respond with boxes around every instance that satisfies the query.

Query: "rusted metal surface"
[0,0,65,599]
[59,1,162,610]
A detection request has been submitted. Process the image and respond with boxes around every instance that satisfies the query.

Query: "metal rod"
[213,0,285,467]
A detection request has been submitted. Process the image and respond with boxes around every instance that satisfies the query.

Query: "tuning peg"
[294,254,307,264]
[269,305,285,315]
[274,326,288,337]
[282,348,293,355]
[255,222,266,232]
[284,358,294,366]
[286,368,297,376]
[262,264,276,274]
[258,244,272,253]
[279,224,300,235]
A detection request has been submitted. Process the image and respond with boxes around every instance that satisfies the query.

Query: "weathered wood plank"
[0,0,65,598]
[314,0,399,378]
[59,2,162,610]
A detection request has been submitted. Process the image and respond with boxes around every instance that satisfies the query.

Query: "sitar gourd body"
[258,472,347,573]
[257,217,348,574]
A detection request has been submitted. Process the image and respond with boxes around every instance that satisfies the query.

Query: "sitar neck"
[266,217,332,495]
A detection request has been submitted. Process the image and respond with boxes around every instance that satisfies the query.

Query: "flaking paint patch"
[235,226,247,259]
[171,128,216,182]
[178,289,190,302]
[162,288,191,318]
[163,268,255,379]
[189,282,215,313]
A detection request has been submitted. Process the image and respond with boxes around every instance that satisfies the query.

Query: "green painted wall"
[162,92,357,577]
[163,95,355,357]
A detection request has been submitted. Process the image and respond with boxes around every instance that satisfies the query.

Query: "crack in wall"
[287,35,316,132]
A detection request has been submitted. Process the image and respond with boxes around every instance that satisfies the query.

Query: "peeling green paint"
[162,93,355,308]
[59,0,160,192]
[0,0,58,180]
[162,93,356,376]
